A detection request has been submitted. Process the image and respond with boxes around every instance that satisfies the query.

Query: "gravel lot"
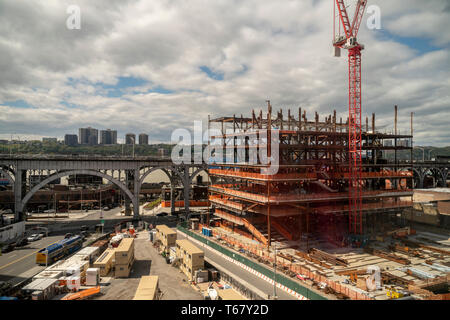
[97,231,203,300]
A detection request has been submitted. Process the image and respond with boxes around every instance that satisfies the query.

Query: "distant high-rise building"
[125,133,136,145]
[79,127,98,145]
[100,129,117,145]
[139,133,149,145]
[64,134,78,146]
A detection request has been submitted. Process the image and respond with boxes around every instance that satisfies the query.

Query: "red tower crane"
[332,0,368,235]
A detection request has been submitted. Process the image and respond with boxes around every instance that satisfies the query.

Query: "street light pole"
[273,245,278,300]
[100,187,103,220]
[54,192,57,221]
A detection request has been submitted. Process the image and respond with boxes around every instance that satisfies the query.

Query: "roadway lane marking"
[0,239,60,271]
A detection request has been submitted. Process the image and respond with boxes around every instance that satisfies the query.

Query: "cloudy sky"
[0,0,449,145]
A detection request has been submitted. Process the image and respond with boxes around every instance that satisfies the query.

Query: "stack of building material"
[133,276,160,300]
[190,218,199,230]
[32,270,64,281]
[93,248,115,277]
[156,225,177,254]
[114,238,135,278]
[217,288,246,300]
[65,276,81,291]
[90,239,109,252]
[74,246,100,264]
[110,233,124,247]
[45,255,90,278]
[86,268,100,286]
[364,247,411,265]
[176,239,204,281]
[22,278,59,300]
[309,248,349,266]
[195,269,209,283]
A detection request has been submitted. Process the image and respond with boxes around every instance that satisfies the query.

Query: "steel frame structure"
[208,104,413,248]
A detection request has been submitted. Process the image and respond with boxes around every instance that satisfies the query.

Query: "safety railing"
[318,201,413,214]
[210,184,413,203]
[337,171,414,179]
[209,169,317,181]
[209,196,244,211]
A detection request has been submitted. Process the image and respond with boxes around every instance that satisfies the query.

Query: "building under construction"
[208,102,414,248]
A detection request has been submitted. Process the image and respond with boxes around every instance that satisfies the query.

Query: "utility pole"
[273,245,278,300]
[100,187,103,220]
[54,192,57,221]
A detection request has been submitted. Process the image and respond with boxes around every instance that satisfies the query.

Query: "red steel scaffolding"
[208,103,413,248]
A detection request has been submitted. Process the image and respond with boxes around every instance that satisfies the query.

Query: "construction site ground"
[209,225,450,300]
[95,231,202,300]
[195,281,247,300]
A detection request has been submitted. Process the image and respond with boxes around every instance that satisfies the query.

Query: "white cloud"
[0,0,448,146]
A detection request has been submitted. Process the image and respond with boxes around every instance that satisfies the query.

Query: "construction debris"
[309,248,349,267]
[364,247,411,265]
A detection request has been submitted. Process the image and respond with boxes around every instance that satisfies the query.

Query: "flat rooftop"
[176,239,203,255]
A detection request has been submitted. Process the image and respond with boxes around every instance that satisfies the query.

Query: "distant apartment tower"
[100,129,117,145]
[79,127,98,145]
[125,133,136,145]
[64,134,78,146]
[139,133,149,145]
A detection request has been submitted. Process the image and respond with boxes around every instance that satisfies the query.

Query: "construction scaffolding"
[208,102,413,248]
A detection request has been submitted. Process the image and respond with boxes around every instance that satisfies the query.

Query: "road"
[177,230,296,300]
[0,206,176,291]
[25,206,181,237]
[0,235,64,287]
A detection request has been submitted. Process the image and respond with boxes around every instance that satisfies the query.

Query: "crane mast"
[333,0,367,235]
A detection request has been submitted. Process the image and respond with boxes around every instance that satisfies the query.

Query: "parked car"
[27,234,42,242]
[1,243,15,253]
[39,232,46,238]
[102,206,110,211]
[15,237,28,247]
[43,209,55,213]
